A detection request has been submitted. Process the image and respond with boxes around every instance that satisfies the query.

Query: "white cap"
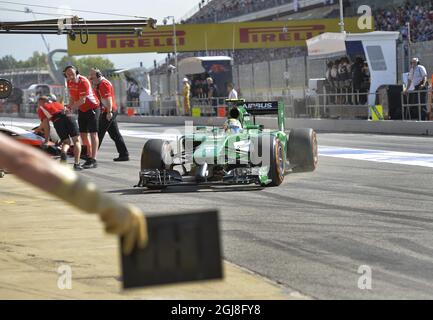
[183,77,189,82]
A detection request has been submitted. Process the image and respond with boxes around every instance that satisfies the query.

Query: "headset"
[91,67,102,79]
[63,65,79,78]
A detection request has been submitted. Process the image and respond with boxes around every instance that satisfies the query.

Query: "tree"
[0,53,115,73]
[21,52,47,69]
[0,55,20,70]
[0,52,47,70]
[59,56,115,74]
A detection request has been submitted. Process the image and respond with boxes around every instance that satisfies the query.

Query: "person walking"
[64,65,100,169]
[89,68,130,162]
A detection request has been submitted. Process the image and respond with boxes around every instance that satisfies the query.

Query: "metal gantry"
[0,16,157,44]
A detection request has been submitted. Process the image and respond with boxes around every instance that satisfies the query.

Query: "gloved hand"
[99,204,148,255]
[50,173,148,255]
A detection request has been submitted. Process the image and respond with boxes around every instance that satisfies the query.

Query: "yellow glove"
[50,173,148,255]
[99,204,148,255]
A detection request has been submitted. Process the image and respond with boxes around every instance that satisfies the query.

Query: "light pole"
[339,0,345,33]
[164,16,178,98]
[406,22,411,72]
[25,7,50,53]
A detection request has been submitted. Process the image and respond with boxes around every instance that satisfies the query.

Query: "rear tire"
[288,128,318,172]
[141,139,173,189]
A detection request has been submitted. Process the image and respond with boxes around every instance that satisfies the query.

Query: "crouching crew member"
[37,95,83,171]
[89,68,130,161]
[64,65,100,169]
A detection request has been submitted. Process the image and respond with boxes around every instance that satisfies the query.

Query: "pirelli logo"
[96,31,186,49]
[67,18,366,55]
[239,25,326,43]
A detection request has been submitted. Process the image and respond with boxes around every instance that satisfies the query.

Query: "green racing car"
[136,99,318,189]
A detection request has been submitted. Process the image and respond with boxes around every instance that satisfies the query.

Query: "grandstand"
[374,1,433,42]
[156,0,345,74]
[182,0,344,24]
[151,0,433,100]
[156,1,432,68]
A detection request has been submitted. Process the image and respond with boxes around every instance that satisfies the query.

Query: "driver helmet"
[229,107,240,119]
[225,107,242,133]
[226,118,242,134]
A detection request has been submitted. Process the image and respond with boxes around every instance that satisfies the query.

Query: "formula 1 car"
[0,123,62,178]
[0,123,61,156]
[0,122,88,159]
[135,99,318,189]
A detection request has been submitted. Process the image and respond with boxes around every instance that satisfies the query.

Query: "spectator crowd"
[185,0,292,24]
[152,0,433,85]
[374,1,433,42]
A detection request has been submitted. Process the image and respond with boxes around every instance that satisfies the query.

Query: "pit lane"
[3,117,433,299]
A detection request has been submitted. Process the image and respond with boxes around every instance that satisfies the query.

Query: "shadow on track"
[107,185,265,195]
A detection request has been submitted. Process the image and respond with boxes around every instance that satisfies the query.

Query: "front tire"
[141,139,173,170]
[141,139,173,189]
[251,136,285,187]
[267,137,285,186]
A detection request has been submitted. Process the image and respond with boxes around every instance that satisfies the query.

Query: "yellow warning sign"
[370,105,384,121]
[191,106,201,118]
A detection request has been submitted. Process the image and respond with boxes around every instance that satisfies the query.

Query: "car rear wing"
[225,99,285,131]
[237,101,279,116]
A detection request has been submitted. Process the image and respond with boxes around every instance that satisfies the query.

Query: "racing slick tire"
[267,137,285,186]
[140,139,173,189]
[251,135,285,187]
[288,128,318,172]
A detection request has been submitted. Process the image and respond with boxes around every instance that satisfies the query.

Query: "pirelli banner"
[67,18,371,55]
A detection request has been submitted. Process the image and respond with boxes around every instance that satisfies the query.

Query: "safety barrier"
[305,91,373,120]
[2,92,432,123]
[2,104,433,136]
[400,89,432,121]
[0,96,297,120]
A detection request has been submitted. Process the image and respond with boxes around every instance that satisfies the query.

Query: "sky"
[0,0,201,69]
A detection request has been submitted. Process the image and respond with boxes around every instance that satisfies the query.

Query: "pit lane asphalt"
[5,118,433,299]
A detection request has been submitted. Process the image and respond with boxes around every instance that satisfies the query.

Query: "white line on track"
[319,146,433,168]
[1,120,179,140]
[4,119,433,168]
